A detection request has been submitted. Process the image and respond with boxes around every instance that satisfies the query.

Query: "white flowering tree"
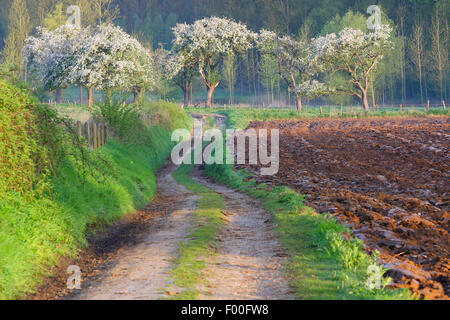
[25,23,155,107]
[165,51,198,107]
[257,30,325,111]
[312,25,393,111]
[152,47,180,100]
[69,24,152,106]
[172,17,256,107]
[127,47,155,103]
[23,24,81,103]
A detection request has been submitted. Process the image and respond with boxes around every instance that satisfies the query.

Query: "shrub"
[0,77,49,196]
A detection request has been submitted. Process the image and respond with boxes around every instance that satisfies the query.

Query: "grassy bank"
[0,78,192,300]
[169,164,225,299]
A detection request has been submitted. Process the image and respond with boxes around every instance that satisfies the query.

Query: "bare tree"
[2,0,30,74]
[397,1,407,103]
[409,22,425,104]
[431,7,449,102]
[222,54,237,105]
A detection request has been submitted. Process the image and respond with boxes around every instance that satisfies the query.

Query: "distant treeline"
[0,0,449,105]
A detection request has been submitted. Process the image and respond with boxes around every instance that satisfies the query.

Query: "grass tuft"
[168,164,225,300]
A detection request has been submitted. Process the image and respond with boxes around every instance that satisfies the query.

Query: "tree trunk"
[362,90,370,111]
[206,85,217,108]
[106,89,112,104]
[79,86,83,104]
[55,89,63,104]
[371,85,376,108]
[296,96,302,112]
[182,84,191,107]
[134,87,143,104]
[88,87,94,107]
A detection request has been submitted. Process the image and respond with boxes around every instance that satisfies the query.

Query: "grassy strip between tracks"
[168,164,226,299]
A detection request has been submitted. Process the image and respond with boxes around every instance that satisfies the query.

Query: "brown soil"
[239,116,450,300]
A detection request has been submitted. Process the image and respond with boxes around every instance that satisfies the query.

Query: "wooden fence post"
[77,121,82,137]
[101,124,105,146]
[98,124,102,147]
[443,100,446,111]
[93,123,98,149]
[98,124,102,148]
[102,124,106,147]
[85,122,90,147]
[104,124,108,145]
[427,100,430,111]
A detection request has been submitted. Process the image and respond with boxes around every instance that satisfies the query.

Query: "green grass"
[186,105,449,130]
[204,116,218,131]
[168,164,225,300]
[0,91,192,299]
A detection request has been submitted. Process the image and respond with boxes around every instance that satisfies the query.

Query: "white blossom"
[172,17,256,105]
[311,25,393,109]
[257,30,325,104]
[24,24,156,93]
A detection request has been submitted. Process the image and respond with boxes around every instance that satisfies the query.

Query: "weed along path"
[69,162,197,300]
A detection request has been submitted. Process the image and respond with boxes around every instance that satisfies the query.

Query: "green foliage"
[321,10,368,35]
[2,0,30,70]
[140,99,192,132]
[43,2,67,31]
[0,62,23,85]
[0,190,79,300]
[91,97,191,145]
[0,77,48,196]
[273,186,305,212]
[222,55,238,104]
[0,79,193,299]
[133,13,178,49]
[91,98,147,144]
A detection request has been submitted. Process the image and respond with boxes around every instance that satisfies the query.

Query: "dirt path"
[65,161,292,300]
[64,114,291,300]
[69,162,197,300]
[191,169,293,300]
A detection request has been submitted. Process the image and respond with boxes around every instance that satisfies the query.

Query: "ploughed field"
[239,117,450,300]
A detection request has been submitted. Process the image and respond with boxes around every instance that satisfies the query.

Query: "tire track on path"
[69,161,197,300]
